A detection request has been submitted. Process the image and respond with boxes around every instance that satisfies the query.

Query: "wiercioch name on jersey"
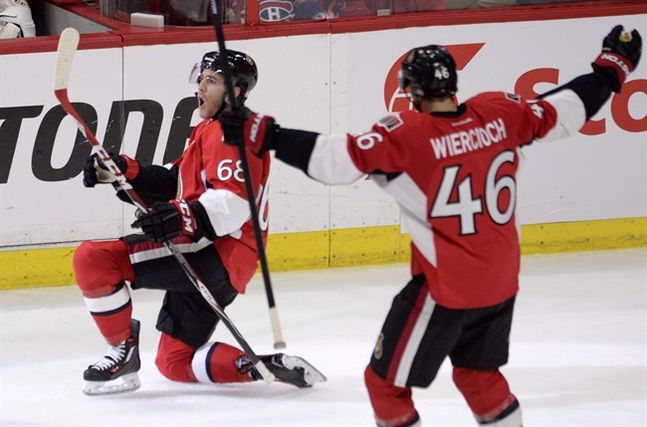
[429,118,507,160]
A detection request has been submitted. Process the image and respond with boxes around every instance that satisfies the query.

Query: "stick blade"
[54,27,80,91]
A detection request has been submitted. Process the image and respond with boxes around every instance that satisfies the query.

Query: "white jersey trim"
[307,134,365,184]
[537,89,586,143]
[199,188,250,237]
[83,284,131,314]
[191,342,213,384]
[394,291,436,387]
[374,173,437,267]
[401,208,438,267]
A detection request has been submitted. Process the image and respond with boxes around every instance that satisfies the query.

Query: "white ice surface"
[1,249,646,427]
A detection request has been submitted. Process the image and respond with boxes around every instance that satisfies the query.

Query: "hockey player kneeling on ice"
[220,26,641,427]
[74,49,325,396]
[0,0,35,38]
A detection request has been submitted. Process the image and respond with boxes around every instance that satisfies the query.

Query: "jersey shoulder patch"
[376,113,404,132]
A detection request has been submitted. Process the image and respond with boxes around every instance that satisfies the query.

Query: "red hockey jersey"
[305,90,582,308]
[176,119,271,293]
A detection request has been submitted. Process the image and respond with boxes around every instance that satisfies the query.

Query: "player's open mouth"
[198,96,205,107]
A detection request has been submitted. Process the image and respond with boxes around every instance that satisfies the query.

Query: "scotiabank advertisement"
[340,15,646,228]
[0,14,645,247]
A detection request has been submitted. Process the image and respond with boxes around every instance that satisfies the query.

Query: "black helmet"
[192,50,258,102]
[398,45,457,107]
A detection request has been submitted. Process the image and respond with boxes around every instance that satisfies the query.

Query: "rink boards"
[1,12,646,288]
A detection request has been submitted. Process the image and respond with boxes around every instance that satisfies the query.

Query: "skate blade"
[282,355,327,386]
[83,372,140,396]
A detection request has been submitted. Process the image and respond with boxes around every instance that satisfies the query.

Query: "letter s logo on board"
[515,68,646,135]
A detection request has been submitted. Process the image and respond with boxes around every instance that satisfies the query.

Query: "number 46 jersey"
[302,90,582,309]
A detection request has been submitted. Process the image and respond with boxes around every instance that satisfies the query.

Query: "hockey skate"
[83,319,141,396]
[252,353,327,388]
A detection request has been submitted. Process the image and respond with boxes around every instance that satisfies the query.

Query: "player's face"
[197,70,227,119]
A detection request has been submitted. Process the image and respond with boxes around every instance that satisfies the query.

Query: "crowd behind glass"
[135,0,609,25]
[0,0,612,41]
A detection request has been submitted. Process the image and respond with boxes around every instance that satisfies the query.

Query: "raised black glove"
[82,152,127,188]
[131,200,197,243]
[592,25,642,92]
[220,106,251,145]
[220,106,278,157]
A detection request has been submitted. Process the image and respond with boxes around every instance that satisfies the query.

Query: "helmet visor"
[189,60,228,85]
[188,62,201,84]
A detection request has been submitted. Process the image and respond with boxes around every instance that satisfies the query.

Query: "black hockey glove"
[220,106,278,157]
[83,152,128,187]
[592,25,642,92]
[131,200,200,243]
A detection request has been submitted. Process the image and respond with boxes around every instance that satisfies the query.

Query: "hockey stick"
[54,27,274,383]
[209,0,286,350]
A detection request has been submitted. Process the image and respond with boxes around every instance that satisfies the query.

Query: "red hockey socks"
[73,240,135,344]
[191,342,253,384]
[155,333,197,382]
[156,336,256,384]
[364,365,420,427]
[452,367,522,426]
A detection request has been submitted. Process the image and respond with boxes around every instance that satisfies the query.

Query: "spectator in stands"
[322,0,441,18]
[293,0,327,20]
[223,0,244,23]
[322,0,370,17]
[167,0,209,25]
[164,0,242,25]
[0,0,35,38]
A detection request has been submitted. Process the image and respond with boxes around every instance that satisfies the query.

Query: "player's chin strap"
[216,83,252,119]
[212,93,241,120]
[216,88,250,119]
[213,103,228,120]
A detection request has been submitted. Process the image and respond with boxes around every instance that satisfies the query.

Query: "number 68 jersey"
[176,118,271,293]
[301,90,582,309]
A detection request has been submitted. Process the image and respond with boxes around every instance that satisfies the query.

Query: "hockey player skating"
[74,50,325,396]
[220,26,642,426]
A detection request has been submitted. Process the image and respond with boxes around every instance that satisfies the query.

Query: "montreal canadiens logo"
[260,0,294,22]
[383,43,485,112]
